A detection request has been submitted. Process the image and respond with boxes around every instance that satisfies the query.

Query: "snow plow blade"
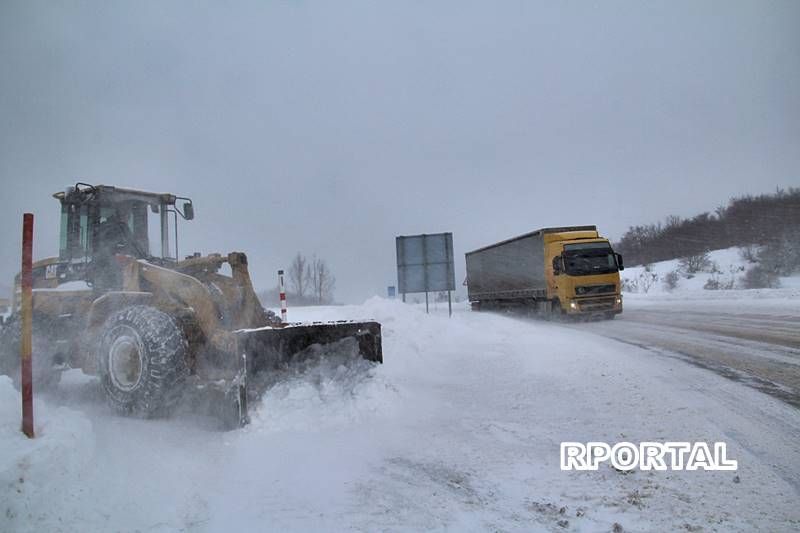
[240,320,382,369]
[213,321,383,429]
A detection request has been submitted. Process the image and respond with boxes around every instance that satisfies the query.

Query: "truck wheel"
[545,300,565,321]
[0,315,62,390]
[97,305,188,417]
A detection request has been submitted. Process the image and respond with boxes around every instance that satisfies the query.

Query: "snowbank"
[249,297,464,432]
[0,376,96,532]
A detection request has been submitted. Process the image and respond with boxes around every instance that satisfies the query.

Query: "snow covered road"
[574,297,800,409]
[2,298,799,532]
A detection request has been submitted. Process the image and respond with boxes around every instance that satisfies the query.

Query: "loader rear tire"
[97,305,188,417]
[0,315,62,390]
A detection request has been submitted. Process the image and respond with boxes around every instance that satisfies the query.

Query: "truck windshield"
[562,242,619,276]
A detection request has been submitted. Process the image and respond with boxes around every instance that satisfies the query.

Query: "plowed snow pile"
[0,376,95,527]
[2,298,799,531]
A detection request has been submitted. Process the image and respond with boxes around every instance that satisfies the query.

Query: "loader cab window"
[58,196,183,263]
[59,203,92,261]
[92,203,150,260]
[59,201,151,262]
[59,208,69,256]
[562,242,620,276]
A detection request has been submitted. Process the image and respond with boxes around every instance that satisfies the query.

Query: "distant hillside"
[620,246,800,294]
[616,188,800,267]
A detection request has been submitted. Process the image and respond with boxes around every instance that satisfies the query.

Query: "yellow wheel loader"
[0,184,382,428]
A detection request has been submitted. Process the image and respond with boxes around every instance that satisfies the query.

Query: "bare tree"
[679,252,712,275]
[311,256,336,304]
[662,270,680,292]
[288,253,311,298]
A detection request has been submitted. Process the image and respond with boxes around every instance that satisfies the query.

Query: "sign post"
[396,232,455,317]
[278,269,287,323]
[20,213,34,438]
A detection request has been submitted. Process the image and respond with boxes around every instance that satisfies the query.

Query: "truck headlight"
[615,297,622,304]
[570,301,578,309]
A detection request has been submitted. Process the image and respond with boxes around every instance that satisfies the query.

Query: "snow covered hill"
[620,246,800,296]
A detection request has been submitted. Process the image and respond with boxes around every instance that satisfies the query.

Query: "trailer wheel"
[97,305,188,417]
[0,315,62,390]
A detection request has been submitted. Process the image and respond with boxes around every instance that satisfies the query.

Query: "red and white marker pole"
[20,213,34,438]
[278,269,287,323]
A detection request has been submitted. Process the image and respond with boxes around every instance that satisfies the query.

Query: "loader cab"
[54,184,194,285]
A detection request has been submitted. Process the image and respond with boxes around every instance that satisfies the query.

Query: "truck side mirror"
[183,202,194,220]
[616,253,624,271]
[552,256,562,275]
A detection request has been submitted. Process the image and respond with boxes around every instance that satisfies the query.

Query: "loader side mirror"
[552,255,563,276]
[183,202,194,220]
[616,253,624,271]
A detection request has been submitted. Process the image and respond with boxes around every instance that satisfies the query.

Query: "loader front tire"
[97,305,188,417]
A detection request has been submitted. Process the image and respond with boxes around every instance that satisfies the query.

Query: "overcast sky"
[1,1,798,302]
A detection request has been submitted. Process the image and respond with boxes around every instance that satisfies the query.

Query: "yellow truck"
[465,226,624,319]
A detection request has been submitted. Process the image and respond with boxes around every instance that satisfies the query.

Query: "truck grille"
[576,297,617,311]
[575,284,616,296]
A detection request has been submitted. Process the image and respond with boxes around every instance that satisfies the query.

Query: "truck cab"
[546,230,624,317]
